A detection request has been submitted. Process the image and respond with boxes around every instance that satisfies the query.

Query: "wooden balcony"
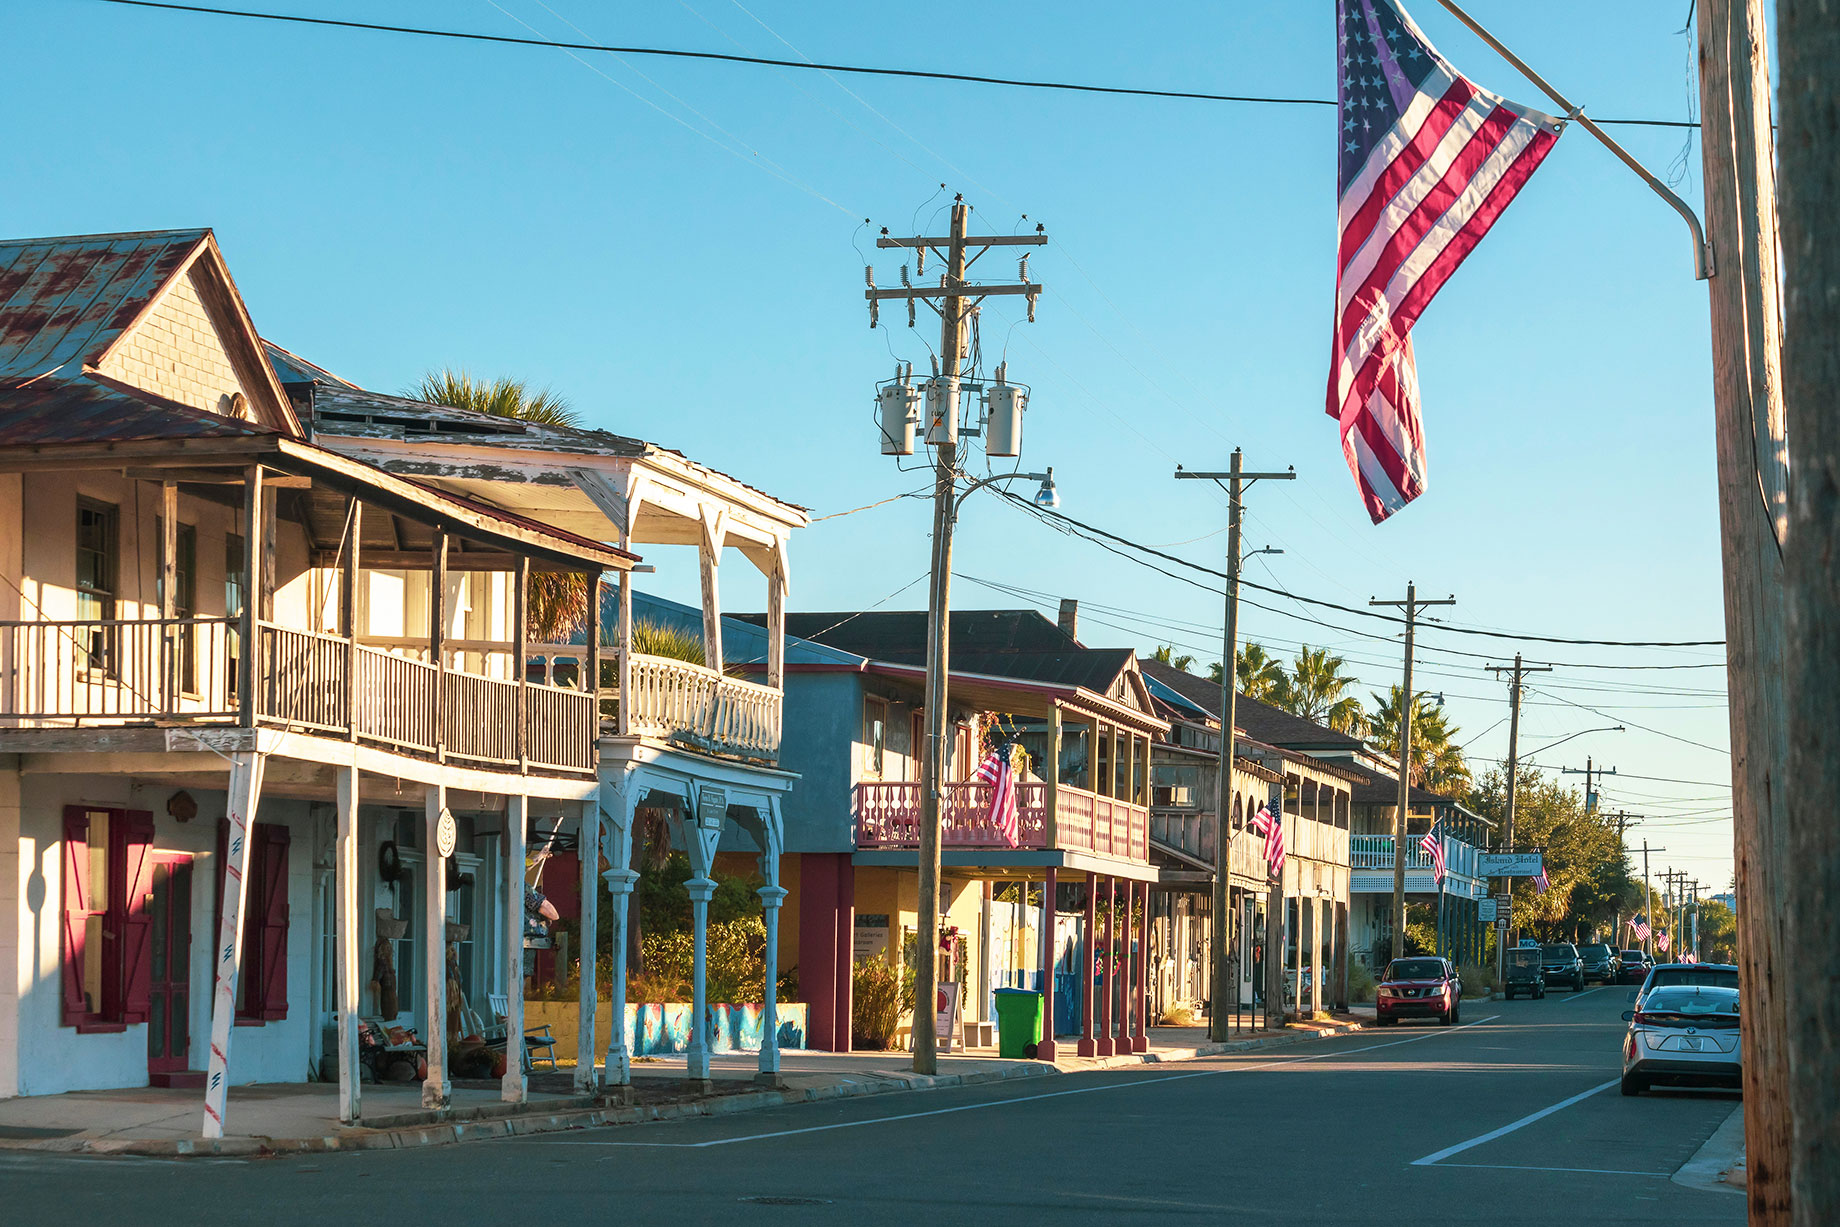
[0,617,595,773]
[853,780,1149,860]
[531,645,783,762]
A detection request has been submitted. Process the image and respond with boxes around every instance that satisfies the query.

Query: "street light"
[1523,725,1624,763]
[1031,468,1060,509]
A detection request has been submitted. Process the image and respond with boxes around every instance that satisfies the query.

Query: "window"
[61,806,156,1030]
[225,534,245,702]
[863,697,888,778]
[214,819,291,1022]
[75,499,119,673]
[156,519,198,692]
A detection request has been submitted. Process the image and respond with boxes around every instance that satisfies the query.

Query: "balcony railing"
[0,618,594,773]
[1351,833,1434,871]
[854,781,1149,861]
[531,644,783,762]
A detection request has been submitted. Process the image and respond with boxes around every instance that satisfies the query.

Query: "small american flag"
[1532,865,1550,894]
[1656,931,1671,954]
[1251,805,1286,878]
[1329,0,1563,522]
[1419,821,1446,883]
[1631,916,1652,942]
[975,745,1019,849]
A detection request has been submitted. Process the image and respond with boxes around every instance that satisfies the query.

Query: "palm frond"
[410,368,582,428]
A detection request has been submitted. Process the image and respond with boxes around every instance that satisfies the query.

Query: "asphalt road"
[2,987,1745,1224]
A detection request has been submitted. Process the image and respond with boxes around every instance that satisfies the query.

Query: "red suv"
[1376,957,1462,1026]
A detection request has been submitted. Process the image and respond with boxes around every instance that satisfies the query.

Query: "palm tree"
[412,368,590,643]
[1369,686,1471,793]
[1152,644,1197,672]
[1236,642,1288,702]
[1281,645,1367,735]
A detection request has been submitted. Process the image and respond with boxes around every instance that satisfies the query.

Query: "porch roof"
[852,847,1161,883]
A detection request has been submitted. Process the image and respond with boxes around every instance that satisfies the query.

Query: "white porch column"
[335,766,362,1124]
[765,540,788,691]
[697,504,727,674]
[202,750,266,1138]
[574,798,601,1094]
[502,794,528,1104]
[600,784,637,1091]
[757,883,788,1085]
[423,786,451,1109]
[686,874,716,1086]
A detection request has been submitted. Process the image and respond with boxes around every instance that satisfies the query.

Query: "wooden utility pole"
[1174,452,1293,1042]
[1371,584,1455,960]
[1778,0,1838,1216]
[1561,758,1614,814]
[1697,0,1793,1218]
[868,199,1047,1075]
[1487,654,1548,978]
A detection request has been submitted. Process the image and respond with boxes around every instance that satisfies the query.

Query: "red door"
[146,853,194,1077]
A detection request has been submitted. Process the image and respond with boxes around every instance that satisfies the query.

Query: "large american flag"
[975,745,1020,849]
[1631,916,1652,942]
[1419,821,1446,883]
[1329,0,1563,522]
[1251,805,1286,878]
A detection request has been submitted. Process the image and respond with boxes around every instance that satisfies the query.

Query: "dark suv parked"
[1541,943,1587,992]
[1579,943,1620,985]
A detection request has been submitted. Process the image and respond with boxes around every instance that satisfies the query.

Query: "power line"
[995,488,1727,651]
[85,0,1703,129]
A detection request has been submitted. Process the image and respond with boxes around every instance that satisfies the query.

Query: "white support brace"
[422,786,450,1109]
[574,796,601,1094]
[335,766,361,1124]
[502,794,528,1103]
[202,750,266,1138]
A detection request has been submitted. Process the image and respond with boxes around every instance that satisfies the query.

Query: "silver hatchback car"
[1621,984,1742,1096]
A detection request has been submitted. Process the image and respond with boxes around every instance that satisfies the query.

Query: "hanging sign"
[435,808,458,858]
[696,786,729,830]
[1478,899,1498,923]
[1478,852,1544,878]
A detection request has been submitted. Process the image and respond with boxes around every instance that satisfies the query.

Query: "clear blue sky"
[5,0,1735,895]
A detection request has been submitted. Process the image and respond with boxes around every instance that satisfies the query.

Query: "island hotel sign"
[1477,852,1545,878]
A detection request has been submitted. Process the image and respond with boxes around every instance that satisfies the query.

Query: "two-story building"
[0,231,631,1133]
[735,605,1168,1060]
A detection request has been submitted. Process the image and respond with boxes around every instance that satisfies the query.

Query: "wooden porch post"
[238,466,262,728]
[584,569,602,724]
[1044,706,1061,850]
[575,798,600,1094]
[430,531,447,761]
[201,751,266,1137]
[766,543,787,691]
[697,507,725,674]
[756,801,787,1086]
[514,556,529,770]
[1096,876,1114,1057]
[1134,879,1150,1051]
[160,480,177,705]
[602,786,638,1093]
[1037,867,1058,1060]
[335,766,361,1123]
[617,547,634,738]
[502,794,528,1103]
[1078,873,1097,1057]
[1115,877,1132,1053]
[344,501,360,741]
[422,785,450,1110]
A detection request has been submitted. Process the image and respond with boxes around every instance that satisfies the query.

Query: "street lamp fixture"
[1524,724,1625,763]
[1032,468,1059,509]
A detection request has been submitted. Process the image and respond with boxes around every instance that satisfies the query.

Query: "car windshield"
[1649,967,1740,991]
[1641,987,1739,1022]
[1621,950,1646,961]
[1580,945,1612,957]
[1508,950,1540,968]
[1542,945,1575,959]
[1385,959,1444,981]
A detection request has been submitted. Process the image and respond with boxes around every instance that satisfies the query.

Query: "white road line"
[546,1015,1502,1150]
[1558,987,1608,1003]
[1432,1161,1669,1178]
[1410,1078,1620,1166]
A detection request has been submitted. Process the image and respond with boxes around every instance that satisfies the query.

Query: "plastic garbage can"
[993,988,1044,1059]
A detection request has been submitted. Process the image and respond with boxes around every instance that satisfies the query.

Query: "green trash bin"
[993,988,1044,1058]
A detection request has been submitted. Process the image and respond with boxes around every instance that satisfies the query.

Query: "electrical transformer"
[983,381,1028,457]
[877,382,920,456]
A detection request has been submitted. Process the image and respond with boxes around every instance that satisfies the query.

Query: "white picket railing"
[530,644,784,761]
[0,618,238,721]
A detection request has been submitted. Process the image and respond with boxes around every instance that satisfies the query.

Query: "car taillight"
[1633,1011,1659,1026]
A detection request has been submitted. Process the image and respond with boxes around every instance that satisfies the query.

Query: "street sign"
[1478,899,1498,923]
[696,786,729,829]
[1478,852,1545,878]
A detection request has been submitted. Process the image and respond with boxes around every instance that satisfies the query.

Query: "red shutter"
[256,825,290,1020]
[60,808,91,1026]
[120,811,157,1024]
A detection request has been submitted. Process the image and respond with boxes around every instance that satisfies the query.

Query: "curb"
[6,1020,1364,1158]
[1672,1102,1746,1196]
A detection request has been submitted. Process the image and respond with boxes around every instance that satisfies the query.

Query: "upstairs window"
[75,499,119,673]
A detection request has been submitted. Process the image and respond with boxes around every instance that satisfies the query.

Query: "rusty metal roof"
[0,230,211,382]
[262,338,359,389]
[0,374,269,446]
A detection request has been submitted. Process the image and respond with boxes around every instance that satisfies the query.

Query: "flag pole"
[1428,0,1714,280]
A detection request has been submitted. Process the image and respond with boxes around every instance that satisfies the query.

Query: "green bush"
[1348,960,1377,1004]
[851,958,913,1050]
[1458,962,1496,997]
[634,915,782,1004]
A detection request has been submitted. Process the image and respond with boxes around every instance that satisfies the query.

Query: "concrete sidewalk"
[0,1016,1364,1158]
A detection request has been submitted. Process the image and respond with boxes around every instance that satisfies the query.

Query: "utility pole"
[1779,0,1839,1214]
[1606,810,1642,944]
[866,198,1048,1075]
[1561,758,1615,814]
[1640,841,1665,960]
[1370,584,1455,961]
[1175,452,1292,1042]
[1697,0,1792,1216]
[1488,654,1550,980]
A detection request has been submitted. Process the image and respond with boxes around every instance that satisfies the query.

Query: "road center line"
[1558,986,1608,1003]
[549,1015,1501,1150]
[1431,1161,1669,1178]
[1410,1078,1620,1167]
